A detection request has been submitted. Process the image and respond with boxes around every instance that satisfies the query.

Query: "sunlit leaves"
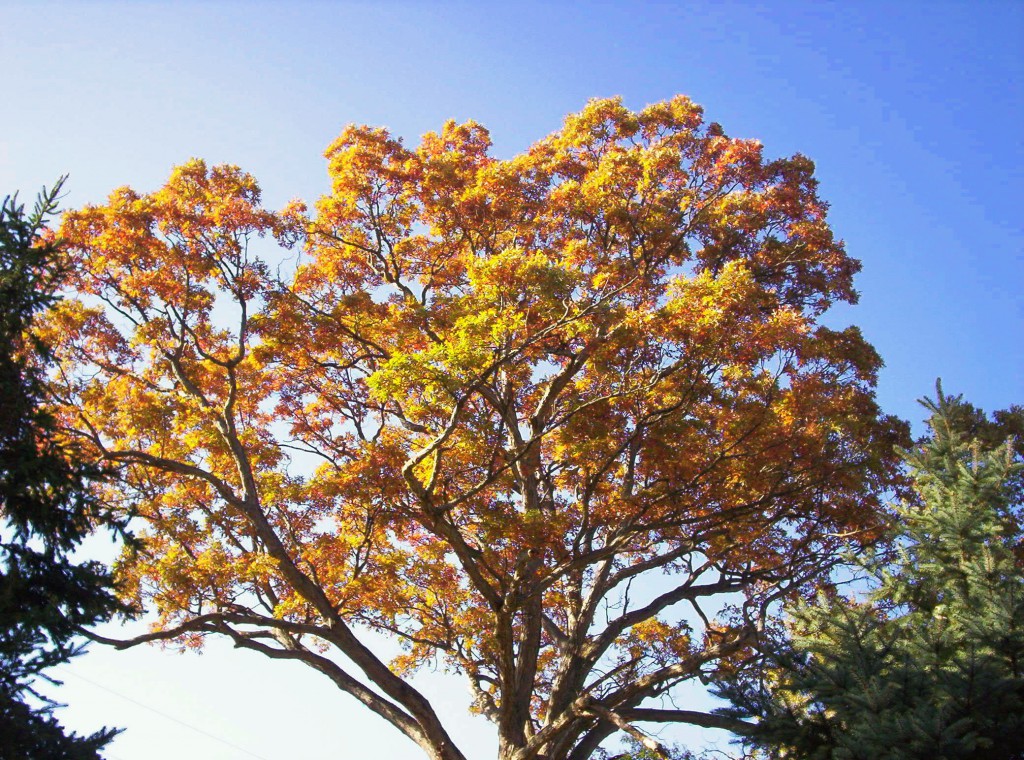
[46,97,908,758]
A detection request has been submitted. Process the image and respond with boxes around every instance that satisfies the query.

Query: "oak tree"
[48,97,906,760]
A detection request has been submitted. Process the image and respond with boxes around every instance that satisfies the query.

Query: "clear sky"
[2,1,1022,758]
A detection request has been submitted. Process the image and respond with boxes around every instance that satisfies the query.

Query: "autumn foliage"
[47,97,905,760]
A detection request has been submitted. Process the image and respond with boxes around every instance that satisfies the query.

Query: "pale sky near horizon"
[2,2,1022,758]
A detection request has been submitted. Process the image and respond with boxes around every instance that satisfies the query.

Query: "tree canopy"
[47,96,906,760]
[716,388,1024,759]
[0,181,124,759]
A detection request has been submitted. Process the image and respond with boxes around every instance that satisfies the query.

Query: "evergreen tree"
[0,181,127,759]
[716,387,1024,760]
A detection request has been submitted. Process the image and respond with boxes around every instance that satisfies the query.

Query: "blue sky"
[2,2,1022,758]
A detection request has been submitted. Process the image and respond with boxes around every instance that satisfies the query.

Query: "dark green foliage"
[1,181,127,758]
[716,386,1024,760]
[0,693,115,760]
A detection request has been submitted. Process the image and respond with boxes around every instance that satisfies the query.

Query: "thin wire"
[57,668,273,760]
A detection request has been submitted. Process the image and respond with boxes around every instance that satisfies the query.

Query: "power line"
[57,668,274,760]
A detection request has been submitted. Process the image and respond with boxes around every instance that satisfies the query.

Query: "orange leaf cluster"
[46,98,907,760]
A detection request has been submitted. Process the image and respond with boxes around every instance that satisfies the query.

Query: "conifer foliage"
[0,182,125,759]
[717,388,1024,759]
